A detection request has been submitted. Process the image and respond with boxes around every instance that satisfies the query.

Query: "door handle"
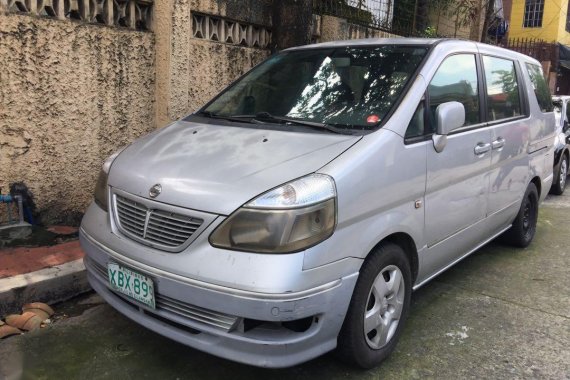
[492,137,506,150]
[474,142,491,155]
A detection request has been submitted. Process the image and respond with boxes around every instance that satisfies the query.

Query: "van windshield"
[200,45,429,130]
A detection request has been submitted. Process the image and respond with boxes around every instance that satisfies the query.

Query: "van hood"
[108,120,361,215]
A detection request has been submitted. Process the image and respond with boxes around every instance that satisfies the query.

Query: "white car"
[551,95,570,194]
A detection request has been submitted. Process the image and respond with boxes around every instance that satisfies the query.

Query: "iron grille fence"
[312,0,446,38]
[313,0,396,32]
[505,38,558,64]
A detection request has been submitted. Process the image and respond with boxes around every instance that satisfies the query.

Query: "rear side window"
[525,63,553,112]
[482,56,522,121]
[428,54,480,131]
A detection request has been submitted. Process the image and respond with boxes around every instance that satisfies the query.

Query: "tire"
[501,183,539,248]
[550,155,568,195]
[336,242,412,369]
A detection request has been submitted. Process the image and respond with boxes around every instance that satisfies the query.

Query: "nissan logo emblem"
[149,184,162,198]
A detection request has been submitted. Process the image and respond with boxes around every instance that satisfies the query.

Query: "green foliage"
[422,26,438,37]
[492,69,520,105]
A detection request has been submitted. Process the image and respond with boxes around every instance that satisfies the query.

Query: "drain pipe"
[0,192,14,223]
[0,190,25,225]
[15,195,24,225]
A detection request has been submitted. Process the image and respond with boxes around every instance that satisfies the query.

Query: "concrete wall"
[1,1,406,226]
[155,0,273,126]
[428,0,486,40]
[557,0,570,45]
[0,13,155,224]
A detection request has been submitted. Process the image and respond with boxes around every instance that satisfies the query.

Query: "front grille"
[115,195,204,249]
[115,196,146,237]
[88,258,239,332]
[156,294,238,331]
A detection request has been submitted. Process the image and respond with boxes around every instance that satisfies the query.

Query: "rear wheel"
[336,242,411,368]
[501,183,539,248]
[550,155,568,195]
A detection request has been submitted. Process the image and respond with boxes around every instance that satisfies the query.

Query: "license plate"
[107,263,155,309]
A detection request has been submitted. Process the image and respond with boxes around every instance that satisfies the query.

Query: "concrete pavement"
[0,238,89,317]
[1,193,569,379]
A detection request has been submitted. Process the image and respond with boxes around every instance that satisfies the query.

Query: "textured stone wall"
[1,1,404,226]
[155,0,272,125]
[0,13,155,224]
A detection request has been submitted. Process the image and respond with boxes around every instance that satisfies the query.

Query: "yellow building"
[509,0,570,44]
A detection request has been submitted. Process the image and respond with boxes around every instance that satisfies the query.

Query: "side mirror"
[433,101,466,153]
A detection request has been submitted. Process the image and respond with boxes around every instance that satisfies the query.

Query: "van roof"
[285,38,442,51]
[285,38,540,65]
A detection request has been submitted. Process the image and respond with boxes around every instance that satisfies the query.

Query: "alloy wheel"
[560,158,568,190]
[363,265,405,349]
[522,193,537,241]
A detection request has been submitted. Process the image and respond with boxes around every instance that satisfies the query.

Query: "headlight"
[93,148,126,211]
[209,174,337,253]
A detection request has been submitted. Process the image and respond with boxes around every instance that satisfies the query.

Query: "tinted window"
[405,102,426,139]
[428,54,480,131]
[483,56,522,121]
[526,63,553,112]
[202,46,428,130]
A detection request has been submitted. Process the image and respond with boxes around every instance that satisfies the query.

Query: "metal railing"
[313,0,395,32]
[505,38,558,64]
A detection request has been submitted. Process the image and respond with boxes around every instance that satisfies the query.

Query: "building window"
[523,0,544,27]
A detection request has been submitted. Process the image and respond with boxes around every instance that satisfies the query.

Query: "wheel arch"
[530,175,542,199]
[553,146,569,169]
[366,232,419,285]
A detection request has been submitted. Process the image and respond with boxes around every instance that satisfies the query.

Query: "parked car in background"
[80,39,555,369]
[551,96,570,194]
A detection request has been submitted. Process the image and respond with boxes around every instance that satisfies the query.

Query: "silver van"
[80,39,555,368]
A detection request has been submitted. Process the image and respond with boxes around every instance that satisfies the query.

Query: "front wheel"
[501,183,539,248]
[550,155,568,195]
[336,243,411,368]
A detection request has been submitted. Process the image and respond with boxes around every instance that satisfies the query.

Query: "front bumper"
[80,229,358,368]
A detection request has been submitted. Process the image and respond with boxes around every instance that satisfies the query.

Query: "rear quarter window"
[525,63,553,112]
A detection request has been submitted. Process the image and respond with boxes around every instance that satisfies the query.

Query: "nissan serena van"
[80,39,555,369]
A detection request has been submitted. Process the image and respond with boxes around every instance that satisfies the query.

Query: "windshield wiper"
[195,111,255,124]
[229,112,354,135]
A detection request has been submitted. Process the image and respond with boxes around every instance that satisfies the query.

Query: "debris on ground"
[23,302,54,321]
[445,325,471,345]
[1,302,55,338]
[5,312,43,331]
[0,324,21,339]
